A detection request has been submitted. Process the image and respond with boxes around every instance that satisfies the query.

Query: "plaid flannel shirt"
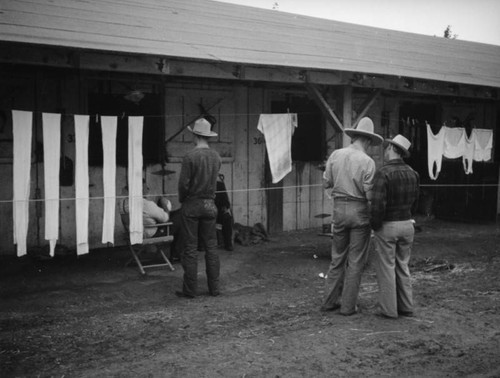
[370,159,420,231]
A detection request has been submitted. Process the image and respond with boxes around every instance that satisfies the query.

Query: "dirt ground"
[1,217,500,378]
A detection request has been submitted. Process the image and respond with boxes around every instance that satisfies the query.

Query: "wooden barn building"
[1,0,499,255]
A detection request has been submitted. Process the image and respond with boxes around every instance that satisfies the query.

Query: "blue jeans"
[180,199,219,296]
[323,199,371,314]
[373,220,414,317]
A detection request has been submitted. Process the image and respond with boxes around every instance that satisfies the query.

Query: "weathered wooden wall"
[0,67,334,255]
[1,63,498,255]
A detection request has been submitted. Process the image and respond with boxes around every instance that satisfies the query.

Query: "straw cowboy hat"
[385,134,411,157]
[344,117,383,145]
[187,117,218,137]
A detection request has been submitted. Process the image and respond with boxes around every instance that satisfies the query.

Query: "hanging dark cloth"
[215,174,234,251]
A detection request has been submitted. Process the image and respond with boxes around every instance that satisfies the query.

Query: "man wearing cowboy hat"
[321,117,383,315]
[175,117,222,299]
[371,134,420,318]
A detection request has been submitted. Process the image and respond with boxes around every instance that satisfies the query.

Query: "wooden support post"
[342,86,352,147]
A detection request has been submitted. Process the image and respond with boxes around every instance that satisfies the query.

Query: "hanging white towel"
[42,113,61,256]
[128,116,144,245]
[473,129,493,162]
[443,126,465,159]
[74,115,90,255]
[462,130,476,175]
[426,123,445,180]
[100,116,117,244]
[12,110,32,257]
[257,113,298,183]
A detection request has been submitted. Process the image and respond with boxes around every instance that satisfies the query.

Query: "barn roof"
[1,0,500,88]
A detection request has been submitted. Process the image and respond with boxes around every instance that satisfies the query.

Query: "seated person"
[120,181,172,238]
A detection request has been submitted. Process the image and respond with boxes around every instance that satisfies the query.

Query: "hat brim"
[344,129,384,146]
[385,140,410,157]
[187,126,218,137]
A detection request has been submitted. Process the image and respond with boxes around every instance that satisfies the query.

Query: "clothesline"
[1,183,498,204]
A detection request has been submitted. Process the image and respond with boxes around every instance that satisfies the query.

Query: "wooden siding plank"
[282,168,296,232]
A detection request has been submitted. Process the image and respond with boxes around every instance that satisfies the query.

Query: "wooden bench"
[121,214,175,275]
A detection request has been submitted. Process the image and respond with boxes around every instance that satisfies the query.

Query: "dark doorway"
[87,93,163,166]
[266,94,324,234]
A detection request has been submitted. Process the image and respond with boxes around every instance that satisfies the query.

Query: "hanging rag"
[74,115,90,255]
[257,113,298,183]
[42,113,61,256]
[426,123,445,180]
[100,116,117,244]
[473,129,493,162]
[12,110,33,257]
[128,116,144,245]
[443,126,466,159]
[462,130,476,175]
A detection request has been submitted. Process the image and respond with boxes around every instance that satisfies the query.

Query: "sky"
[214,0,500,46]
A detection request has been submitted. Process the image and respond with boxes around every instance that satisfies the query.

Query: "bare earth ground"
[1,217,500,378]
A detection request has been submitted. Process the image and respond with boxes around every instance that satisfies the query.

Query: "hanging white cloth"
[12,110,33,257]
[42,113,61,256]
[473,129,493,162]
[257,113,298,183]
[426,123,445,180]
[74,115,90,255]
[462,130,476,175]
[100,116,117,244]
[443,126,466,159]
[128,116,144,245]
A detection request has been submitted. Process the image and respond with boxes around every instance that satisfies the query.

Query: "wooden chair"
[120,213,175,275]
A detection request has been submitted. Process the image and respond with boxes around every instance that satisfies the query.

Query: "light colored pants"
[373,220,414,318]
[323,199,371,314]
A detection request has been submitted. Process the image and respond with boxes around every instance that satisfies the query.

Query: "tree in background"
[444,25,458,39]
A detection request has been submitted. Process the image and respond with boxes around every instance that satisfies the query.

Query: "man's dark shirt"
[178,147,221,203]
[371,158,420,231]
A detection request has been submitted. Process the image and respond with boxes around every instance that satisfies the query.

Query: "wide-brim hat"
[344,117,383,146]
[385,134,411,157]
[187,117,218,137]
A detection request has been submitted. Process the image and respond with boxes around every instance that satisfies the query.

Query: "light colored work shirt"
[121,198,169,238]
[323,144,376,201]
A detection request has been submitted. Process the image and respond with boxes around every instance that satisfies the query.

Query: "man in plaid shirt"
[371,134,420,318]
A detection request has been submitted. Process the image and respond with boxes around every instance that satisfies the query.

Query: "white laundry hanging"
[443,126,466,159]
[100,116,117,244]
[463,130,476,175]
[473,129,493,162]
[42,113,61,256]
[257,113,298,183]
[426,123,445,180]
[12,110,33,257]
[74,115,90,255]
[128,116,144,245]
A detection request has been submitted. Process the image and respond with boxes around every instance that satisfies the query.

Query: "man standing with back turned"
[175,118,222,299]
[321,117,383,315]
[371,134,419,318]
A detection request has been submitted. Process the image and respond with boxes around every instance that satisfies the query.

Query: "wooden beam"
[0,42,497,100]
[342,85,352,147]
[352,89,382,127]
[305,83,344,134]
